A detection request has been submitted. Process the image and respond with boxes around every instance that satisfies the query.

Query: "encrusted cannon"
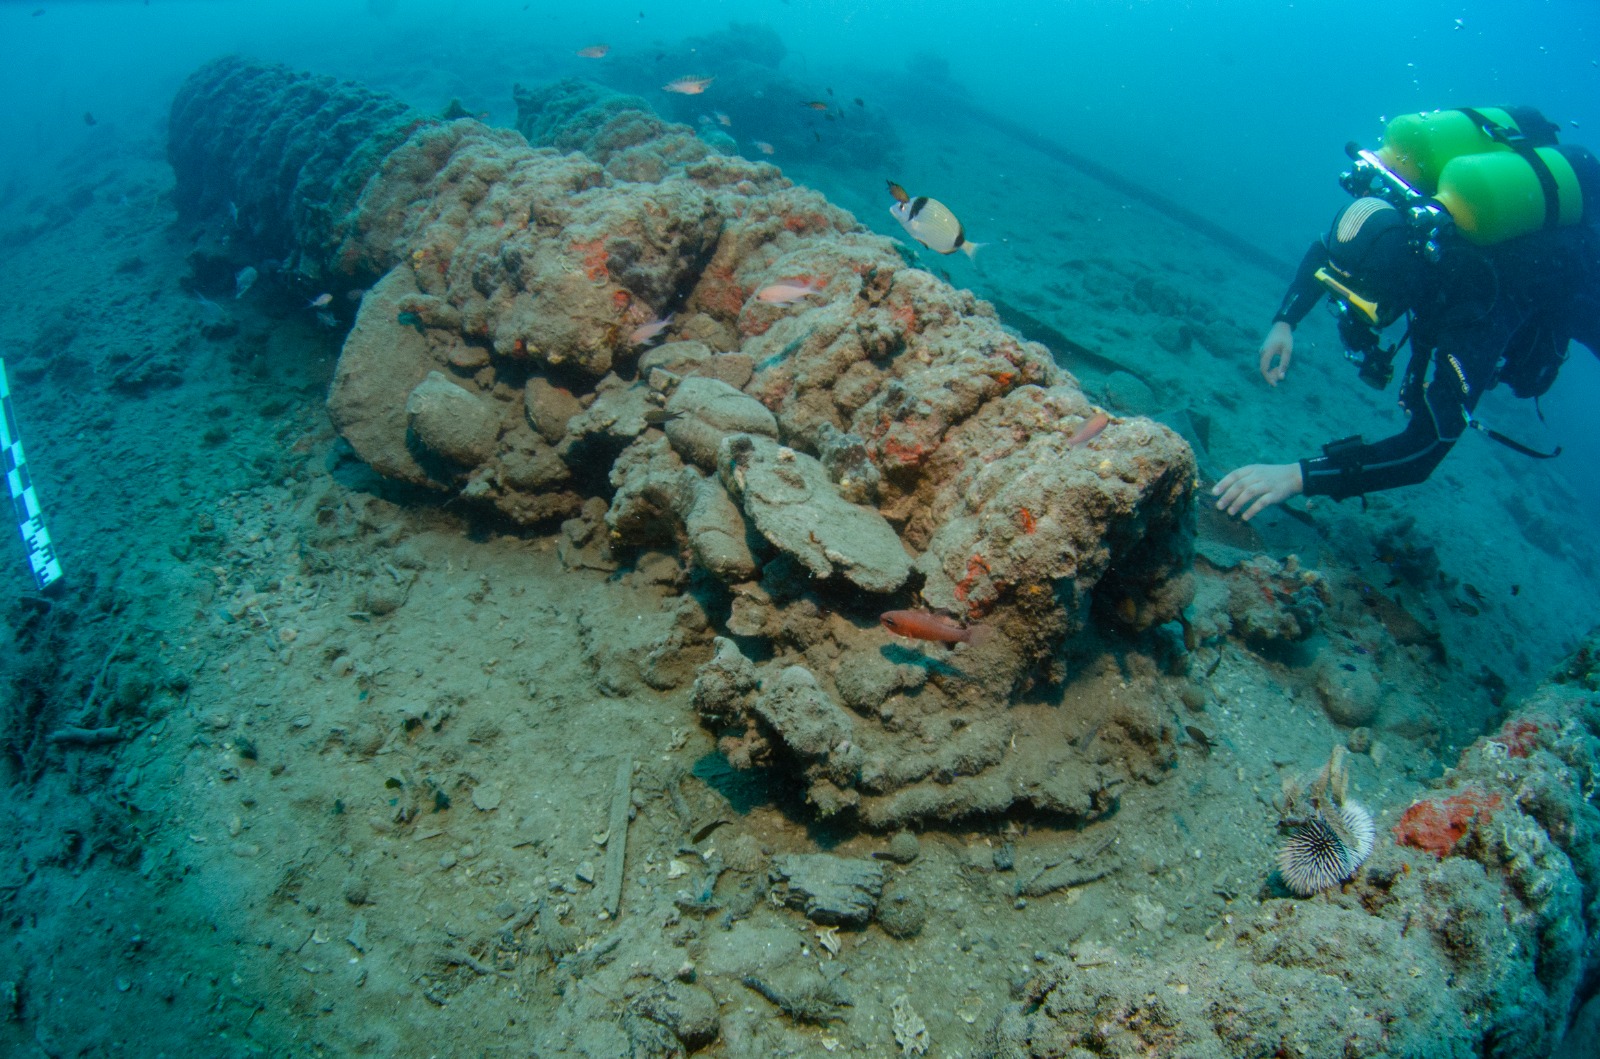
[168,57,1197,825]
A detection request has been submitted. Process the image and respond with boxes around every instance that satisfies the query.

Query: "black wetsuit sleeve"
[1272,241,1328,327]
[1300,343,1488,501]
[1299,370,1466,500]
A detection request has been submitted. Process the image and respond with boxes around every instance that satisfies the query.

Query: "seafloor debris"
[626,981,722,1054]
[1015,833,1119,898]
[891,993,930,1056]
[769,852,886,926]
[742,966,851,1024]
[1199,553,1329,646]
[168,56,1195,825]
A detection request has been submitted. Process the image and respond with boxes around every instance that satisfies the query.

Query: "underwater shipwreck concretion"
[168,57,1196,826]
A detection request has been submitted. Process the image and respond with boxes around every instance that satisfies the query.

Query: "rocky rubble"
[981,630,1600,1058]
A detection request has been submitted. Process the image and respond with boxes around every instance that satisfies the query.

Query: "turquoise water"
[5,0,1599,510]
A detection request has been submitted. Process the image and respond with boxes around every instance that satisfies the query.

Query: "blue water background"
[3,0,1598,514]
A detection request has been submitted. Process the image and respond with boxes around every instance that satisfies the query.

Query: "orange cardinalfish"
[751,141,776,155]
[1066,411,1110,448]
[663,76,715,95]
[756,276,826,305]
[576,44,610,58]
[881,610,990,645]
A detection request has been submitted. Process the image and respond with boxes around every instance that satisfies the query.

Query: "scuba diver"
[1214,106,1600,521]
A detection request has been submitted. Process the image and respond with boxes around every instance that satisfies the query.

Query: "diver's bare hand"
[1211,463,1304,522]
[1259,321,1293,386]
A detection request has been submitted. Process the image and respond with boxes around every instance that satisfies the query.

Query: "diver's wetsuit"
[1272,223,1600,500]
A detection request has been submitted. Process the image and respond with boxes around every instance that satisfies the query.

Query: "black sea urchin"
[1277,801,1375,896]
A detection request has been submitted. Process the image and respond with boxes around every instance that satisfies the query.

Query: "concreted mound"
[168,57,1196,826]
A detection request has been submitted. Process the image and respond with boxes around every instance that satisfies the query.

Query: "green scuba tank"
[1375,106,1558,193]
[1372,106,1597,246]
[1435,144,1600,245]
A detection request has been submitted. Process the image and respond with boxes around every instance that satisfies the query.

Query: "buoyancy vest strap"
[1457,107,1562,230]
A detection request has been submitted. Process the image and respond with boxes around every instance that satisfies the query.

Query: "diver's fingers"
[1211,481,1247,514]
[1259,349,1290,386]
[1227,484,1263,517]
[1211,469,1244,496]
[1241,491,1277,521]
[1217,478,1258,516]
[1259,333,1293,386]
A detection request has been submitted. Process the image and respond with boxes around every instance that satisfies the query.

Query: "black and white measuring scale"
[1,358,63,591]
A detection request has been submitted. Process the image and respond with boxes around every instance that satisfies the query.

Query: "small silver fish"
[307,292,332,309]
[234,266,258,299]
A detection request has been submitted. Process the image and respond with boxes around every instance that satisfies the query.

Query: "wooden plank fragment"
[602,757,633,918]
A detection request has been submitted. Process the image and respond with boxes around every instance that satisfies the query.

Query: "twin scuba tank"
[1361,105,1600,246]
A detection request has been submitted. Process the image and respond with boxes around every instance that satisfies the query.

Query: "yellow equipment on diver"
[1364,106,1599,246]
[1312,267,1382,325]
